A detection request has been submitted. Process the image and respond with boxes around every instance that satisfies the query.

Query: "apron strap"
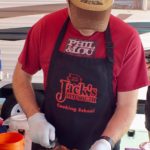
[52,17,114,64]
[53,17,70,53]
[45,16,70,92]
[105,24,114,63]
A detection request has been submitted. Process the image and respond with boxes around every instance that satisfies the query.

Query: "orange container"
[0,132,24,150]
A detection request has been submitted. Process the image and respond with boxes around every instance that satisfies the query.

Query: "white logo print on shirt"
[65,39,96,57]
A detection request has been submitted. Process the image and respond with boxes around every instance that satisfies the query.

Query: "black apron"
[32,18,120,150]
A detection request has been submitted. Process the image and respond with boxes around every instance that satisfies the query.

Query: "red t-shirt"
[19,8,148,93]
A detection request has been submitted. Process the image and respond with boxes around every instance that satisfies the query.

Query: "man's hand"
[28,112,55,148]
[90,139,111,150]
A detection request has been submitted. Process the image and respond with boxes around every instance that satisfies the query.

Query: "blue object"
[0,125,8,133]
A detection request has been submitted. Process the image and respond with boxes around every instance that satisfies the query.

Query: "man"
[12,0,148,150]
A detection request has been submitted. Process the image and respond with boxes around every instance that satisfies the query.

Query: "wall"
[114,0,143,9]
[0,0,66,83]
[148,0,150,9]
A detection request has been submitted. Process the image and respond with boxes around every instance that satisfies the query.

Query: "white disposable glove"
[28,112,55,148]
[90,139,111,150]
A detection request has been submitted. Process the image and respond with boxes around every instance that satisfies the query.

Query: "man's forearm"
[101,90,138,144]
[13,63,40,118]
[102,105,137,144]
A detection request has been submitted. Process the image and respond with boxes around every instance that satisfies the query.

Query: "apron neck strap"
[105,24,114,63]
[53,17,70,52]
[53,17,114,63]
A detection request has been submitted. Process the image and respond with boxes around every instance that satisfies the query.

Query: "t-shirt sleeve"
[117,30,148,91]
[18,20,42,75]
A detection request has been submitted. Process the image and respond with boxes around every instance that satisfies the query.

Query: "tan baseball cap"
[69,0,114,32]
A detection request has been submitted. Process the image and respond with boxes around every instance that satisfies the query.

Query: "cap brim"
[69,2,111,32]
[70,0,113,11]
